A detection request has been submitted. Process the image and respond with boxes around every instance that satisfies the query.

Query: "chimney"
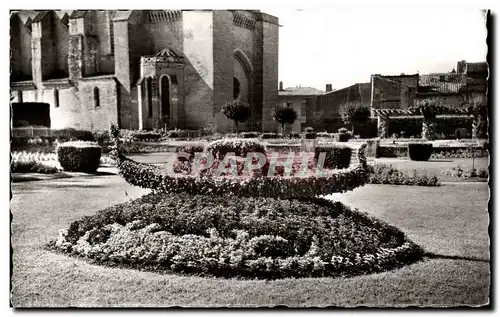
[325,84,332,92]
[279,81,283,91]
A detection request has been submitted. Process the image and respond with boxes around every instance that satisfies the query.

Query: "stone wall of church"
[149,19,183,54]
[212,10,234,132]
[10,15,33,81]
[182,11,215,130]
[260,14,279,132]
[77,77,119,130]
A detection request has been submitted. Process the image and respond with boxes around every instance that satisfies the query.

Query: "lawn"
[11,173,490,307]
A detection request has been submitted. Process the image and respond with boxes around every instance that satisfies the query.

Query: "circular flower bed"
[51,193,423,279]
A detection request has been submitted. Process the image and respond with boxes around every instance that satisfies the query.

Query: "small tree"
[221,100,251,134]
[272,106,298,134]
[339,101,371,135]
[159,115,169,131]
[464,93,488,139]
[412,98,444,140]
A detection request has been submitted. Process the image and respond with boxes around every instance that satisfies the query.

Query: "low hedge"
[261,132,279,139]
[368,164,439,186]
[241,132,260,139]
[314,145,352,169]
[206,139,267,161]
[51,192,423,279]
[408,143,433,161]
[440,166,489,179]
[56,141,102,173]
[112,146,369,199]
[11,160,59,174]
[132,131,163,142]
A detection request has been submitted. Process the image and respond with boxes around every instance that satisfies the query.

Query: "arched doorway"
[160,76,171,126]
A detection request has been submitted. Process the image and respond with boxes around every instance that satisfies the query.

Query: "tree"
[463,93,488,139]
[339,102,371,135]
[221,100,251,134]
[412,99,440,140]
[159,115,169,131]
[272,106,298,134]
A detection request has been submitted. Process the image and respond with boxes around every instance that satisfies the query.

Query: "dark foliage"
[56,142,102,173]
[314,145,352,169]
[408,143,433,161]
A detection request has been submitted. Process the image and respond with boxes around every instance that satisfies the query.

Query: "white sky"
[265,8,488,91]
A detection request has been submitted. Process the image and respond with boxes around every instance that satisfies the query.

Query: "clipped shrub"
[408,143,433,161]
[173,144,205,174]
[175,144,205,158]
[206,138,266,160]
[314,145,352,169]
[56,141,101,173]
[305,132,317,140]
[336,127,351,142]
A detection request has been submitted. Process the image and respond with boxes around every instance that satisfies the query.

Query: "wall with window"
[78,78,118,130]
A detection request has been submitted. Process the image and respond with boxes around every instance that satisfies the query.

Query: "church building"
[10,10,280,132]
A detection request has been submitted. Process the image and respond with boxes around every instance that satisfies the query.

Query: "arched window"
[94,87,100,108]
[233,77,240,100]
[160,76,170,119]
[54,89,59,108]
[146,78,153,117]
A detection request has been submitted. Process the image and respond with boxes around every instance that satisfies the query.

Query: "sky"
[265,8,488,91]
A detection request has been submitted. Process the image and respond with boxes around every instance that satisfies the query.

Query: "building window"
[160,76,171,119]
[147,78,153,117]
[233,77,240,100]
[54,89,59,108]
[94,87,100,108]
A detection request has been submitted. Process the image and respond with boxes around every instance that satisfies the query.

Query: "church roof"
[32,11,49,22]
[278,87,324,96]
[70,10,88,19]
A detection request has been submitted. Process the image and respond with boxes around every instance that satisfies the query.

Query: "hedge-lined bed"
[50,193,423,279]
[376,146,489,159]
[48,125,424,280]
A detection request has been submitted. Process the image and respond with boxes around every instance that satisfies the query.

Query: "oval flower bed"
[51,192,423,279]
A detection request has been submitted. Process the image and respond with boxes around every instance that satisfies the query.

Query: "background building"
[10,10,280,132]
[276,81,323,133]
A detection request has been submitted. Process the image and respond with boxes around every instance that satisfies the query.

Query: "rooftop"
[419,74,466,94]
[278,86,324,96]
